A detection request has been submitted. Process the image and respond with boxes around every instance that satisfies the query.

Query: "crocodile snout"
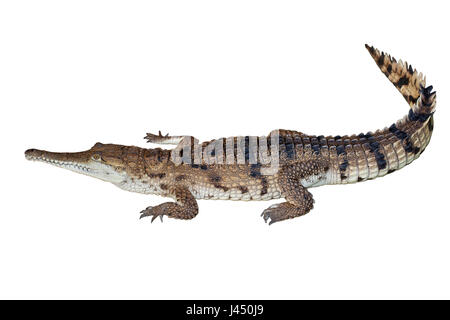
[25,148,43,160]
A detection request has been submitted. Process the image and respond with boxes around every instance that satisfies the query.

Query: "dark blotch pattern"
[260,178,268,196]
[408,95,418,105]
[160,183,168,190]
[148,172,166,179]
[368,140,387,170]
[285,137,295,159]
[238,186,248,194]
[389,123,416,154]
[396,76,409,88]
[428,117,434,133]
[210,175,221,183]
[244,136,250,163]
[210,174,229,191]
[377,52,384,66]
[336,142,349,179]
[387,64,392,74]
[175,175,186,182]
[312,144,321,155]
[250,163,262,178]
[216,185,229,192]
[420,85,435,108]
[339,159,349,172]
[408,109,431,123]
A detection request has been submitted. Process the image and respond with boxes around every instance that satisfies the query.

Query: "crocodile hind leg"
[140,186,199,222]
[261,160,328,225]
[261,187,314,225]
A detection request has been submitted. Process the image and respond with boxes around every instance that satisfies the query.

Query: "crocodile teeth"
[32,157,91,172]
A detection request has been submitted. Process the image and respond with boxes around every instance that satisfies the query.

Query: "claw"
[261,211,270,223]
[158,130,169,137]
[145,131,170,143]
[140,206,166,223]
[139,206,154,219]
[261,204,285,225]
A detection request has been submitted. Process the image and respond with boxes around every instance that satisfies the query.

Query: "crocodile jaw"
[25,148,125,184]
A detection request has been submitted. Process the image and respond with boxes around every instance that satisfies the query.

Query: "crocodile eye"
[92,154,101,161]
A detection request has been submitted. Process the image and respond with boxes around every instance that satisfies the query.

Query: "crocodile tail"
[365,44,436,115]
[320,45,436,185]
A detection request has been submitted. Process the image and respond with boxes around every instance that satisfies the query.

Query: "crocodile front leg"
[140,186,199,222]
[144,131,185,145]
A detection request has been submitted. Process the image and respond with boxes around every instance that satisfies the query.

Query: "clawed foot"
[144,131,169,143]
[261,204,284,225]
[140,188,199,223]
[261,202,307,225]
[140,205,167,223]
[144,131,185,145]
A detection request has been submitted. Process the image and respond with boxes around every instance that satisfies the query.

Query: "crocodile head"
[25,142,131,184]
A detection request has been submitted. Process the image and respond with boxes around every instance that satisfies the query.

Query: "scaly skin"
[25,45,436,224]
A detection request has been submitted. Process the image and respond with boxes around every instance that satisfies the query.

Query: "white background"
[1,0,449,299]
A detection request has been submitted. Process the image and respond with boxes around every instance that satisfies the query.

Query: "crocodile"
[25,45,436,224]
